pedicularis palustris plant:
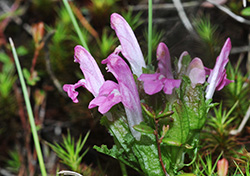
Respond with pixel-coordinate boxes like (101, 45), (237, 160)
(63, 13), (233, 176)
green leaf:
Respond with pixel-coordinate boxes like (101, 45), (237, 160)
(241, 7), (250, 16)
(22, 68), (40, 86)
(141, 103), (156, 118)
(164, 100), (190, 145)
(0, 52), (11, 64)
(180, 77), (208, 131)
(93, 144), (140, 172)
(162, 138), (182, 147)
(156, 110), (174, 119)
(17, 46), (28, 56)
(98, 115), (170, 175)
(22, 68), (30, 81)
(133, 123), (154, 134)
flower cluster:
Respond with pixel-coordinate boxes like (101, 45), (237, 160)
(63, 13), (233, 141)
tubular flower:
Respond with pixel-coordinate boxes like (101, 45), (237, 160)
(205, 38), (234, 100)
(110, 13), (146, 77)
(186, 57), (206, 88)
(63, 46), (143, 140)
(102, 53), (143, 140)
(63, 45), (105, 102)
(63, 13), (146, 140)
(139, 43), (181, 95)
(157, 42), (173, 79)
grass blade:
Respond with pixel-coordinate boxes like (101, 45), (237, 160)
(9, 38), (47, 176)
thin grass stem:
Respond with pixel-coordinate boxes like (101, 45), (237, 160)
(119, 161), (128, 176)
(148, 0), (153, 65)
(62, 0), (89, 51)
(9, 38), (47, 176)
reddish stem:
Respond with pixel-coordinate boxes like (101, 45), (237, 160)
(30, 48), (40, 75)
(154, 119), (169, 176)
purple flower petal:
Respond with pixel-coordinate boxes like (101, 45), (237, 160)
(74, 45), (105, 97)
(110, 13), (146, 77)
(63, 79), (86, 103)
(102, 53), (143, 140)
(89, 81), (122, 114)
(139, 73), (164, 95)
(162, 78), (181, 94)
(204, 67), (212, 76)
(157, 42), (173, 79)
(205, 38), (233, 100)
(139, 73), (181, 95)
(216, 71), (233, 91)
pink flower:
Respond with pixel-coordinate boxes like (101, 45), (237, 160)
(102, 53), (143, 140)
(186, 57), (206, 88)
(139, 73), (181, 95)
(157, 42), (173, 79)
(63, 45), (105, 102)
(139, 43), (181, 95)
(177, 50), (206, 88)
(110, 13), (146, 77)
(217, 158), (228, 176)
(88, 81), (121, 114)
(205, 38), (234, 100)
(63, 13), (146, 140)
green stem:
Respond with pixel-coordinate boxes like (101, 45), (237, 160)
(9, 38), (47, 176)
(62, 0), (89, 52)
(119, 161), (128, 176)
(148, 0), (153, 65)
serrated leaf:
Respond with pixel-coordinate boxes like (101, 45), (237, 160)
(99, 115), (169, 175)
(164, 100), (190, 145)
(133, 123), (154, 134)
(133, 134), (167, 176)
(93, 144), (141, 173)
(180, 77), (208, 130)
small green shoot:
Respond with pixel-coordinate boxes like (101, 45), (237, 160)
(48, 131), (90, 173)
(0, 52), (16, 98)
(194, 16), (218, 44)
(122, 9), (143, 30)
(97, 28), (117, 58)
(194, 152), (222, 176)
(6, 149), (21, 173)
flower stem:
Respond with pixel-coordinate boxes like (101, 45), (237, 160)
(154, 119), (169, 176)
(148, 0), (153, 65)
(62, 0), (89, 52)
(9, 38), (47, 176)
